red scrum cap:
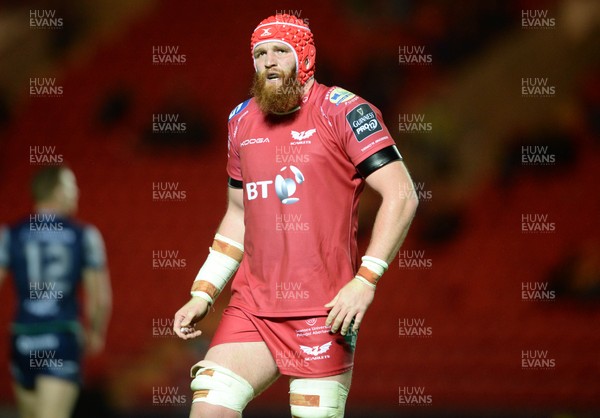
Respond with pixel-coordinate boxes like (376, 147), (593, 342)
(250, 13), (316, 85)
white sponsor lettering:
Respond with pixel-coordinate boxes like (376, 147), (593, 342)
(240, 137), (270, 147)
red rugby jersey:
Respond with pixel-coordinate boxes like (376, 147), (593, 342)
(226, 81), (400, 317)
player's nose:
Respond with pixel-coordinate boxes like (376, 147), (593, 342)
(264, 50), (277, 67)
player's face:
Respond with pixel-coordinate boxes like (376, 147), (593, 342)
(253, 41), (296, 87)
(251, 42), (303, 114)
(57, 168), (79, 215)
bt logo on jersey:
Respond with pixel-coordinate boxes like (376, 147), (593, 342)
(246, 166), (305, 204)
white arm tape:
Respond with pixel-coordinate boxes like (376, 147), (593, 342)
(214, 233), (244, 252)
(353, 275), (376, 289)
(191, 291), (214, 305)
(193, 248), (240, 291)
(361, 255), (388, 276)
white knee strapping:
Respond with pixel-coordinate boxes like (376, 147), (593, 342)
(190, 361), (254, 413)
(289, 379), (349, 418)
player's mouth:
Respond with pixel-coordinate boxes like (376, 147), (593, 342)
(266, 71), (282, 82)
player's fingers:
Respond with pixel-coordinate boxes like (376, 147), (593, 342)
(180, 317), (191, 328)
(181, 329), (202, 340)
(325, 293), (341, 326)
(181, 309), (198, 327)
(325, 303), (341, 327)
(178, 321), (201, 338)
(351, 311), (364, 333)
(174, 309), (201, 338)
(173, 315), (187, 337)
(174, 326), (188, 339)
(340, 311), (357, 336)
(173, 313), (184, 328)
(330, 308), (348, 333)
(324, 294), (339, 309)
(325, 310), (336, 328)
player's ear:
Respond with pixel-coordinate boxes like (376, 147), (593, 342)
(303, 45), (316, 70)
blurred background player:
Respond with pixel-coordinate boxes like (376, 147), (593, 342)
(0, 166), (112, 418)
(174, 13), (418, 418)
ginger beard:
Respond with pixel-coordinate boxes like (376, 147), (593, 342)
(251, 68), (304, 115)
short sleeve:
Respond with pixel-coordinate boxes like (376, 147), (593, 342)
(323, 87), (401, 178)
(226, 130), (243, 187)
(82, 226), (106, 269)
(340, 100), (399, 167)
(226, 100), (248, 187)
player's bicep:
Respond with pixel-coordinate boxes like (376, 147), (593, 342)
(218, 187), (245, 244)
(365, 160), (414, 200)
(227, 186), (244, 213)
(82, 226), (107, 270)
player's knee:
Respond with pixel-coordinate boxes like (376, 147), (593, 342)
(289, 379), (349, 418)
(189, 361), (254, 413)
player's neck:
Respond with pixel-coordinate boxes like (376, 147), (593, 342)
(301, 78), (316, 103)
(303, 78), (315, 94)
(35, 202), (68, 216)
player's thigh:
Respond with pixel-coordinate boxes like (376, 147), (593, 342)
(35, 375), (79, 418)
(204, 341), (280, 395)
(12, 383), (37, 418)
(290, 369), (353, 389)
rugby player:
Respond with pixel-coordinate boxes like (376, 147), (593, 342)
(174, 13), (418, 418)
(0, 166), (111, 418)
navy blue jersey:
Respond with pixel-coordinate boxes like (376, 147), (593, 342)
(0, 213), (106, 333)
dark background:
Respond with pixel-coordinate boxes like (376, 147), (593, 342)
(0, 0), (599, 417)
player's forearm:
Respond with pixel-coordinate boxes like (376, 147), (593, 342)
(92, 294), (111, 336)
(190, 189), (245, 305)
(87, 304), (110, 339)
(84, 270), (112, 337)
(365, 189), (418, 265)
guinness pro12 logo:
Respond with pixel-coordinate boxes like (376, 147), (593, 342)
(346, 104), (382, 142)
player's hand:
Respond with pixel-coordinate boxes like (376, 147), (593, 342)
(84, 330), (105, 356)
(324, 278), (375, 336)
(173, 297), (210, 340)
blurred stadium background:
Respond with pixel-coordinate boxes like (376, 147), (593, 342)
(0, 0), (599, 417)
